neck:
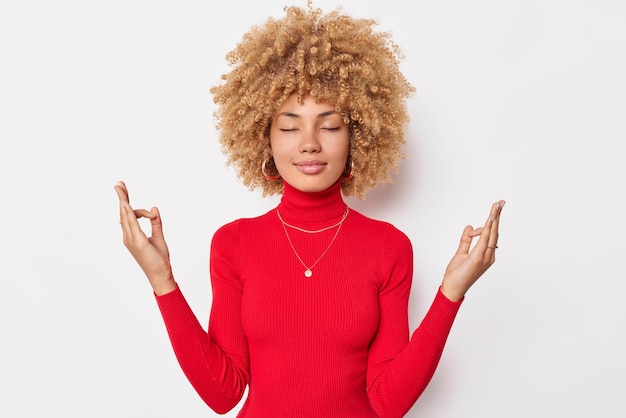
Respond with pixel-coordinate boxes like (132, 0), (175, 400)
(277, 180), (347, 228)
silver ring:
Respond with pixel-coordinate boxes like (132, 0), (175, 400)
(487, 245), (498, 249)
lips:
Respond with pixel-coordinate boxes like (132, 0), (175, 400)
(294, 160), (327, 174)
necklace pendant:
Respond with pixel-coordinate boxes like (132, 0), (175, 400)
(304, 269), (313, 278)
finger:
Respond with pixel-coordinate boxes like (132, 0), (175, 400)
(114, 181), (130, 204)
(115, 184), (134, 232)
(115, 183), (136, 231)
(455, 225), (475, 255)
(468, 227), (483, 238)
(475, 201), (500, 252)
(114, 185), (129, 206)
(121, 201), (152, 247)
(117, 186), (133, 230)
(115, 182), (153, 220)
(149, 207), (169, 256)
(487, 200), (505, 249)
(134, 208), (156, 219)
(117, 180), (129, 195)
(149, 207), (165, 239)
(119, 200), (136, 236)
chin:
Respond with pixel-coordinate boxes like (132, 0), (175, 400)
(293, 184), (329, 193)
(283, 170), (343, 193)
(288, 179), (335, 193)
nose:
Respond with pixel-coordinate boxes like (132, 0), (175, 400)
(298, 128), (321, 153)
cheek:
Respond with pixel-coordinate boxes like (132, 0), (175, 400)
(335, 138), (350, 162)
(268, 139), (294, 170)
(268, 134), (281, 158)
(269, 139), (291, 160)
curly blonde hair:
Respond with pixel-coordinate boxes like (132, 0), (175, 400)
(210, 3), (415, 198)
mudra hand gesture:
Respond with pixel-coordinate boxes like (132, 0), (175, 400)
(115, 179), (504, 301)
(114, 181), (176, 296)
(441, 200), (505, 301)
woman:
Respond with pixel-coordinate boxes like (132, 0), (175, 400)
(115, 5), (504, 417)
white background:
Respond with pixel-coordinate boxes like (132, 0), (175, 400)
(1, 0), (624, 416)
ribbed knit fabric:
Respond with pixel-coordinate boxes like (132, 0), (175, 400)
(156, 180), (463, 418)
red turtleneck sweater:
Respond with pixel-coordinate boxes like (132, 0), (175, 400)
(155, 181), (462, 418)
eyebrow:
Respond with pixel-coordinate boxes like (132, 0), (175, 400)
(276, 110), (338, 119)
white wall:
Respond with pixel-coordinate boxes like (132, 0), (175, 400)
(1, 0), (624, 416)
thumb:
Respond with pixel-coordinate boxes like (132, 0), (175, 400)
(456, 225), (474, 255)
(149, 207), (165, 240)
(149, 207), (169, 256)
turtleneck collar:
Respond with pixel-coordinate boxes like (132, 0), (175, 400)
(276, 180), (348, 227)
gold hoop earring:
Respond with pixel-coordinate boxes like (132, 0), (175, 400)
(262, 158), (281, 181)
(344, 157), (354, 180)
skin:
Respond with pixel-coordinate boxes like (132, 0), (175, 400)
(441, 200), (505, 301)
(115, 182), (176, 296)
(269, 94), (350, 194)
(114, 93), (505, 300)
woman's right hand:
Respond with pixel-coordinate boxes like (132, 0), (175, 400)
(114, 181), (177, 296)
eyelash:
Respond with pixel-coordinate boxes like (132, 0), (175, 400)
(279, 127), (340, 132)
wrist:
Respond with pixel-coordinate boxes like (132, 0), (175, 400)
(440, 282), (466, 302)
(153, 279), (177, 296)
(148, 271), (177, 296)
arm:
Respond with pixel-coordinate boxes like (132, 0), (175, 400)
(114, 181), (249, 413)
(366, 227), (461, 418)
(366, 200), (505, 417)
(155, 222), (250, 414)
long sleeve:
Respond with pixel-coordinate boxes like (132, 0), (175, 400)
(366, 225), (463, 418)
(155, 221), (249, 414)
(150, 181), (465, 417)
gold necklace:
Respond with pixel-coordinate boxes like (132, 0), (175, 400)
(276, 209), (349, 277)
(276, 207), (349, 234)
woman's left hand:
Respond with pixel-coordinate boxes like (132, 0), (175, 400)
(440, 200), (505, 302)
